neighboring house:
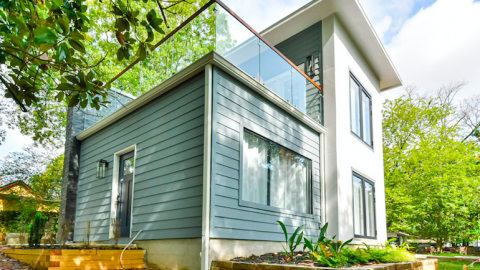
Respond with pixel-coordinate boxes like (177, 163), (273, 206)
(60, 0), (401, 269)
(0, 180), (59, 211)
(0, 180), (59, 228)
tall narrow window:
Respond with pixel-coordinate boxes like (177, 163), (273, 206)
(242, 129), (312, 214)
(353, 173), (376, 238)
(350, 74), (372, 146)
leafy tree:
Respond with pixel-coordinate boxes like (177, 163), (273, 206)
(0, 0), (210, 144)
(29, 153), (64, 200)
(0, 144), (56, 183)
(383, 85), (480, 248)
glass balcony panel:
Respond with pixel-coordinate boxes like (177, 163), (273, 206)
(215, 5), (260, 80)
(259, 40), (293, 105)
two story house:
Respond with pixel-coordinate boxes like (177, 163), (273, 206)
(58, 0), (402, 269)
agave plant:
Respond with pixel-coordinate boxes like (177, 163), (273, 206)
(277, 221), (305, 261)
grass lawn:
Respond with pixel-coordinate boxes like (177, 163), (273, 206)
(435, 253), (477, 257)
(439, 259), (480, 270)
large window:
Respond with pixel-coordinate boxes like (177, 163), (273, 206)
(242, 129), (312, 214)
(350, 74), (372, 146)
(353, 173), (376, 238)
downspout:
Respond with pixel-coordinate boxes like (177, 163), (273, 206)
(201, 64), (213, 270)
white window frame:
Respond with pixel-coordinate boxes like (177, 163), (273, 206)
(109, 144), (137, 239)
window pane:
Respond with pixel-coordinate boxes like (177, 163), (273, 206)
(243, 130), (311, 213)
(353, 175), (364, 236)
(123, 157), (135, 176)
(350, 78), (361, 136)
(242, 132), (268, 205)
(365, 181), (375, 237)
(361, 91), (372, 145)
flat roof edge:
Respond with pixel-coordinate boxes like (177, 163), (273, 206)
(77, 51), (328, 141)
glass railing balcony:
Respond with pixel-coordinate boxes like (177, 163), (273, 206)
(107, 0), (324, 125)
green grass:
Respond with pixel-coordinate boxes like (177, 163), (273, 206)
(439, 260), (480, 270)
(434, 253), (477, 257)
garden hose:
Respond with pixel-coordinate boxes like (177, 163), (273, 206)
(120, 230), (143, 269)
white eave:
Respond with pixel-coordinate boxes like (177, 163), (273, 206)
(261, 0), (402, 91)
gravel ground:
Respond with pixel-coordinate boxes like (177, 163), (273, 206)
(0, 246), (32, 270)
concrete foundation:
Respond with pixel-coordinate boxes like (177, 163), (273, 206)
(209, 239), (291, 262)
(135, 238), (202, 270)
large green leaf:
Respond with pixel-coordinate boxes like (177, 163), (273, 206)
(57, 15), (70, 34)
(68, 39), (86, 54)
(277, 221), (289, 242)
(56, 83), (73, 90)
(68, 94), (80, 107)
(52, 0), (64, 7)
(146, 9), (164, 34)
(68, 31), (84, 40)
(56, 43), (68, 61)
(34, 27), (58, 44)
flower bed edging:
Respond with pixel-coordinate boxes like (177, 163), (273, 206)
(211, 259), (438, 270)
(5, 248), (146, 270)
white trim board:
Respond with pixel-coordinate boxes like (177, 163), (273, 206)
(76, 51), (327, 141)
(109, 144), (137, 240)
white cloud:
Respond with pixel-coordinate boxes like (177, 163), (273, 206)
(375, 15), (393, 41)
(221, 0), (311, 32)
(359, 0), (415, 43)
(382, 0), (480, 100)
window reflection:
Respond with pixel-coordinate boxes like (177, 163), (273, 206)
(242, 130), (312, 214)
(123, 158), (135, 176)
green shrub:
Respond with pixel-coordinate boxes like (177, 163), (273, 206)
(28, 212), (48, 247)
(342, 248), (372, 265)
(380, 247), (416, 263)
(361, 243), (416, 263)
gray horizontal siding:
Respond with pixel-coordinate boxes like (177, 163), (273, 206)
(275, 21), (323, 124)
(210, 68), (322, 242)
(74, 73), (205, 242)
(275, 22), (322, 70)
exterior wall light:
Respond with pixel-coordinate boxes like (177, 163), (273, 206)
(97, 159), (109, 178)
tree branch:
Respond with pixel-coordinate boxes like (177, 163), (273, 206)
(156, 0), (170, 28)
(0, 74), (28, 112)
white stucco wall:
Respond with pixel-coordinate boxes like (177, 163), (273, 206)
(322, 14), (387, 244)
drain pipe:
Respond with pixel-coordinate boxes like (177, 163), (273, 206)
(120, 230), (143, 270)
(201, 64), (213, 270)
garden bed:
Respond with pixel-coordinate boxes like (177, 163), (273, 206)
(4, 248), (146, 270)
(213, 258), (439, 270)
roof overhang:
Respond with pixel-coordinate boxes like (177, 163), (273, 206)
(260, 0), (402, 91)
(76, 51), (327, 141)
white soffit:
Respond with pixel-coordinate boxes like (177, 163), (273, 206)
(261, 0), (402, 91)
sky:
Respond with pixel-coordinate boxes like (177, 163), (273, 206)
(1, 0), (480, 158)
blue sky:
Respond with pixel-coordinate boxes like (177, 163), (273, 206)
(380, 0), (437, 44)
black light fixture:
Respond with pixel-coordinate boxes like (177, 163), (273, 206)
(306, 55), (315, 77)
(97, 159), (109, 178)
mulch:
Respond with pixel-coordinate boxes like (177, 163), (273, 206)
(230, 251), (320, 267)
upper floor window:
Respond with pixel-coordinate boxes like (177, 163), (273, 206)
(242, 129), (312, 214)
(353, 172), (376, 238)
(350, 74), (372, 146)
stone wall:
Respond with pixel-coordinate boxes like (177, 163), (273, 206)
(211, 259), (438, 270)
